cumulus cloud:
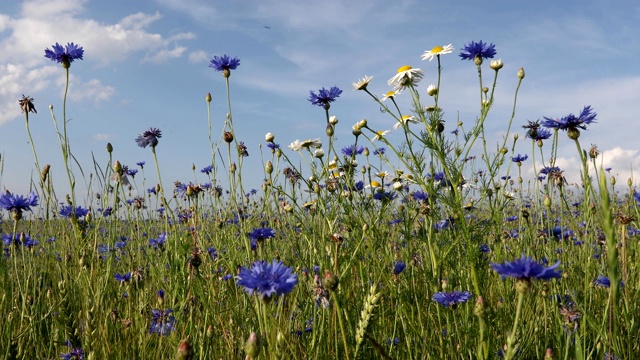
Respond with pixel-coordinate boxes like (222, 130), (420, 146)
(188, 50), (209, 63)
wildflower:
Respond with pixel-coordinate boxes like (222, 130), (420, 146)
(308, 86), (342, 109)
(288, 138), (322, 151)
(135, 127), (162, 148)
(459, 40), (496, 62)
(491, 255), (562, 281)
(373, 148), (386, 156)
(59, 205), (89, 219)
(393, 115), (419, 130)
(19, 95), (37, 114)
(542, 106), (597, 139)
(266, 142), (280, 152)
(412, 191), (428, 201)
(201, 165), (213, 174)
(373, 130), (390, 141)
(341, 144), (365, 157)
(421, 44), (454, 61)
(511, 154), (528, 163)
(60, 346), (84, 360)
(248, 227), (276, 243)
(237, 141), (249, 157)
(207, 246), (218, 260)
(236, 260), (298, 300)
(387, 65), (424, 90)
(393, 260), (406, 275)
(44, 42), (84, 68)
(149, 232), (167, 249)
(381, 90), (400, 102)
(114, 272), (131, 283)
(0, 191), (39, 220)
(490, 59), (504, 70)
(136, 161), (145, 168)
(352, 75), (373, 90)
(432, 291), (473, 308)
(593, 275), (610, 288)
(426, 84), (438, 96)
(149, 308), (176, 336)
(126, 168), (138, 178)
(209, 55), (240, 77)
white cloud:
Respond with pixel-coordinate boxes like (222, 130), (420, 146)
(93, 133), (112, 141)
(143, 46), (188, 63)
(188, 50), (209, 63)
(68, 78), (116, 103)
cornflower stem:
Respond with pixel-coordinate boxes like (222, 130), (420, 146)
(151, 146), (174, 224)
(573, 138), (593, 212)
(24, 112), (47, 217)
(61, 67), (76, 209)
(505, 290), (524, 360)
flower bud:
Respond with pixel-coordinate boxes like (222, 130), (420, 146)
(329, 115), (339, 125)
(265, 132), (274, 142)
(176, 339), (194, 360)
(543, 194), (552, 208)
(567, 128), (580, 140)
(474, 55), (483, 66)
(517, 67), (525, 79)
(113, 160), (122, 174)
(106, 143), (113, 153)
(314, 149), (324, 158)
(265, 161), (273, 174)
(326, 124), (334, 137)
(205, 92), (212, 103)
(41, 164), (51, 183)
(427, 84), (438, 96)
(352, 126), (361, 136)
(628, 178), (632, 187)
(244, 332), (261, 359)
(393, 181), (403, 191)
(610, 176), (616, 186)
(223, 131), (234, 143)
(490, 59), (503, 70)
(230, 163), (236, 173)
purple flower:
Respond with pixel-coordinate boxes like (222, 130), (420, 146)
(432, 291), (472, 308)
(149, 308), (176, 336)
(59, 205), (89, 219)
(491, 255), (562, 281)
(135, 127), (162, 148)
(411, 191), (428, 201)
(373, 191), (397, 202)
(459, 41), (496, 61)
(60, 347), (84, 360)
(136, 161), (146, 168)
(209, 55), (240, 72)
(114, 272), (131, 282)
(248, 227), (276, 242)
(149, 232), (167, 249)
(593, 275), (610, 288)
(0, 191), (39, 217)
(341, 144), (365, 157)
(393, 260), (406, 275)
(201, 165), (213, 174)
(511, 154), (528, 163)
(373, 148), (386, 156)
(44, 42), (84, 66)
(236, 260), (298, 299)
(308, 86), (342, 109)
(542, 106), (597, 131)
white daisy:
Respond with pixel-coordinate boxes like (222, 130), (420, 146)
(352, 75), (373, 90)
(421, 44), (454, 61)
(373, 130), (390, 140)
(288, 138), (322, 151)
(381, 90), (401, 102)
(393, 115), (419, 130)
(387, 65), (424, 90)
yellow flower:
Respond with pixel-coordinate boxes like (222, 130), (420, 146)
(421, 44), (454, 61)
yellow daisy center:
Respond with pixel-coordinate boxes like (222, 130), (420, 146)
(401, 115), (412, 120)
(384, 91), (396, 97)
(397, 65), (412, 73)
(431, 45), (444, 53)
(370, 181), (381, 188)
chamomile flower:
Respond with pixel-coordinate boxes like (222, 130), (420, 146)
(381, 90), (401, 102)
(373, 130), (390, 140)
(352, 75), (373, 90)
(288, 138), (322, 151)
(421, 44), (454, 61)
(393, 115), (419, 130)
(387, 65), (424, 91)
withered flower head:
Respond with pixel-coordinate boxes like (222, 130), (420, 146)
(19, 95), (37, 114)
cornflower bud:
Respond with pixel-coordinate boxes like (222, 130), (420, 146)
(265, 161), (273, 174)
(106, 142), (113, 153)
(517, 67), (525, 79)
(490, 59), (503, 70)
(205, 92), (212, 103)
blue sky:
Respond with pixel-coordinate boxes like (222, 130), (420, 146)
(1, 0), (640, 200)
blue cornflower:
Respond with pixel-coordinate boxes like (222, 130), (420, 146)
(511, 154), (528, 163)
(373, 191), (397, 202)
(114, 272), (131, 283)
(44, 42), (84, 67)
(149, 308), (176, 336)
(0, 191), (39, 219)
(236, 260), (298, 300)
(432, 291), (473, 308)
(393, 260), (406, 275)
(149, 232), (167, 249)
(542, 106), (596, 131)
(505, 215), (518, 222)
(412, 191), (428, 201)
(135, 127), (162, 148)
(201, 165), (213, 175)
(526, 128), (552, 141)
(2, 233), (39, 247)
(373, 147), (386, 156)
(60, 346), (84, 360)
(207, 246), (218, 261)
(459, 40), (496, 61)
(341, 144), (364, 157)
(248, 227), (276, 242)
(136, 161), (145, 168)
(633, 190), (640, 203)
(126, 168), (138, 178)
(491, 255), (562, 281)
(540, 166), (561, 175)
(209, 55), (240, 73)
(147, 187), (157, 195)
(266, 142), (280, 152)
(434, 219), (450, 231)
(59, 205), (89, 219)
(593, 276), (609, 288)
(308, 86), (342, 109)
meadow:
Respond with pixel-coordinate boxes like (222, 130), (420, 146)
(1, 41), (638, 359)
